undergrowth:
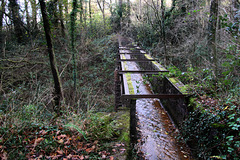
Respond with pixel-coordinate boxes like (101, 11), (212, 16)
(0, 34), (126, 159)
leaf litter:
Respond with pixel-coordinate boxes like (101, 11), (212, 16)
(0, 125), (126, 159)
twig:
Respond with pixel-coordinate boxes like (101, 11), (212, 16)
(60, 55), (72, 77)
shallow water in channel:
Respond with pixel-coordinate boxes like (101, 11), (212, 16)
(121, 50), (190, 160)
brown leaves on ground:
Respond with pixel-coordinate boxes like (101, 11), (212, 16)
(0, 126), (126, 160)
(196, 95), (239, 113)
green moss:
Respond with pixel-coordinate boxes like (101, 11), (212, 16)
(169, 77), (178, 84)
(121, 55), (135, 94)
(178, 85), (188, 94)
(169, 77), (189, 94)
(144, 54), (166, 71)
(126, 73), (135, 94)
(115, 111), (130, 143)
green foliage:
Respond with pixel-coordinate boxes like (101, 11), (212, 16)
(85, 112), (120, 141)
(220, 14), (239, 37)
(64, 123), (87, 140)
(133, 23), (159, 47)
(110, 3), (130, 31)
(180, 97), (240, 159)
(220, 44), (240, 91)
(87, 16), (113, 39)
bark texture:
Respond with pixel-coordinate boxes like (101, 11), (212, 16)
(9, 0), (24, 43)
(39, 0), (63, 110)
(208, 0), (219, 78)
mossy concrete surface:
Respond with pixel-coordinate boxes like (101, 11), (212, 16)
(112, 110), (130, 160)
(95, 110), (130, 159)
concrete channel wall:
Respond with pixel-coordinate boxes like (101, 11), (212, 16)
(131, 49), (190, 126)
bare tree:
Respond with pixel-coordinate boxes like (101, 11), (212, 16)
(39, 0), (64, 112)
(97, 0), (105, 26)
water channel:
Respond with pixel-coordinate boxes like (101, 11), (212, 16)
(120, 48), (190, 160)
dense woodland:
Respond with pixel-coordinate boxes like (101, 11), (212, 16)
(0, 0), (239, 159)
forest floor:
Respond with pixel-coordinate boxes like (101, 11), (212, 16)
(0, 111), (130, 160)
(0, 34), (133, 159)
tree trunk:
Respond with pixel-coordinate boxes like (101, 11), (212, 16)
(208, 0), (219, 78)
(109, 0), (112, 14)
(0, 0), (5, 33)
(59, 0), (65, 37)
(103, 0), (105, 26)
(48, 0), (59, 28)
(79, 0), (83, 24)
(30, 0), (37, 30)
(39, 0), (63, 111)
(97, 0), (105, 27)
(89, 0), (92, 28)
(127, 0), (131, 25)
(119, 0), (122, 30)
(64, 0), (68, 23)
(9, 0), (24, 43)
(24, 0), (30, 30)
(139, 0), (141, 16)
(84, 0), (87, 27)
(0, 0), (6, 57)
(70, 0), (77, 93)
(161, 0), (168, 65)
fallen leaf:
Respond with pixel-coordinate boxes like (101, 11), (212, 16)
(66, 154), (72, 159)
(1, 152), (7, 160)
(56, 130), (61, 135)
(91, 145), (96, 150)
(52, 155), (62, 160)
(34, 138), (44, 147)
(56, 150), (63, 155)
(58, 139), (64, 144)
(64, 138), (71, 145)
(39, 130), (48, 135)
(57, 134), (67, 139)
(93, 140), (98, 144)
(85, 148), (92, 153)
(109, 156), (114, 160)
(120, 148), (126, 153)
(115, 144), (121, 147)
(102, 154), (106, 159)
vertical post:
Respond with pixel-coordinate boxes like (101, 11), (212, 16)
(114, 68), (121, 111)
(130, 99), (137, 144)
(127, 98), (137, 159)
